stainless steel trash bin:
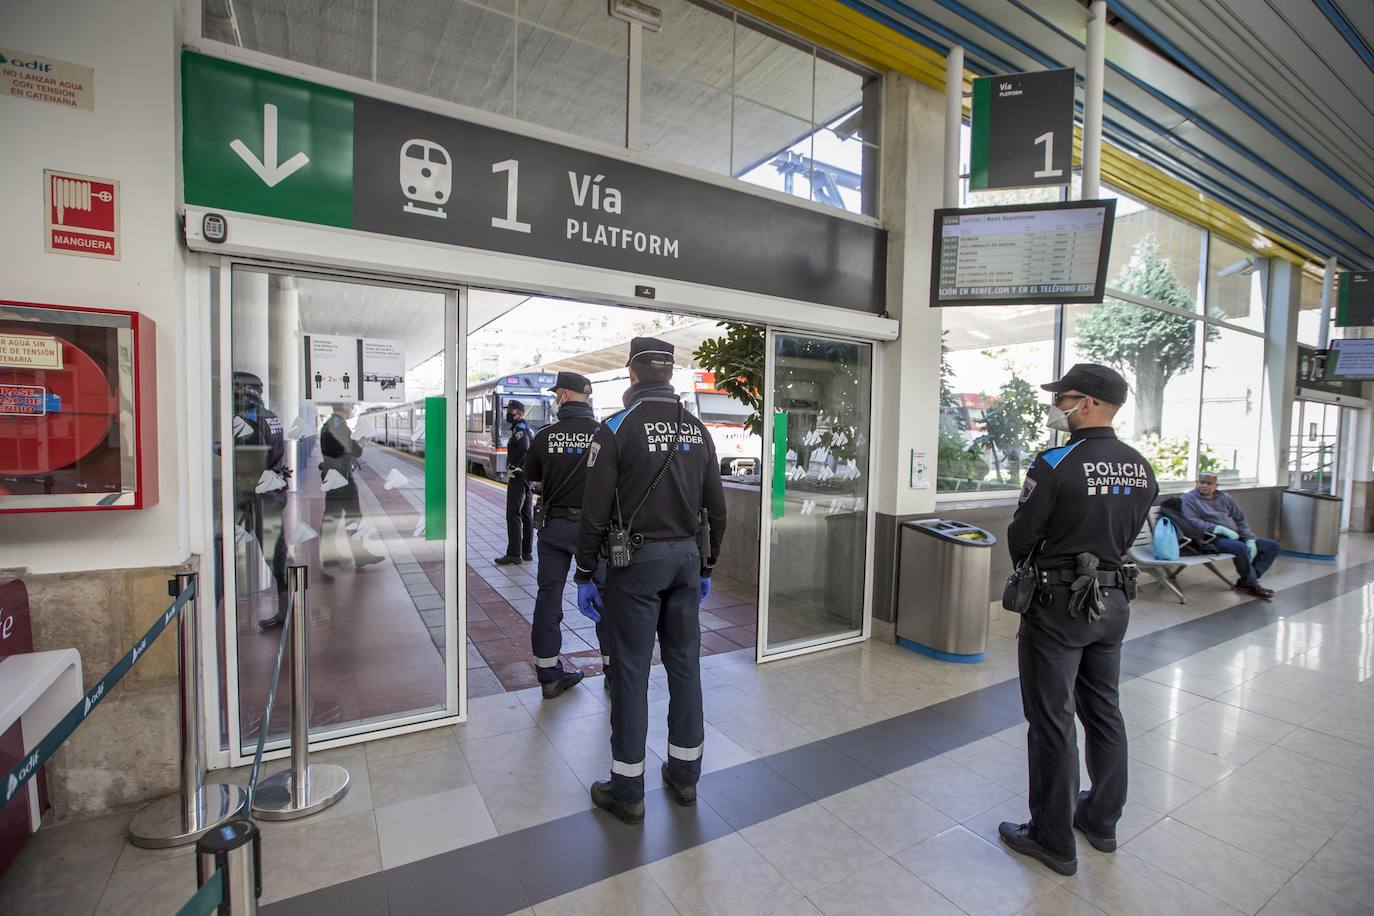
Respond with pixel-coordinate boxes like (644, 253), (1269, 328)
(896, 519), (997, 663)
(1280, 490), (1342, 559)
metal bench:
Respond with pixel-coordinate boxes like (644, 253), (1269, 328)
(1127, 512), (1235, 603)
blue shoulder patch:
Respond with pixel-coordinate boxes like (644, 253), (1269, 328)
(1040, 439), (1083, 470)
(605, 403), (638, 433)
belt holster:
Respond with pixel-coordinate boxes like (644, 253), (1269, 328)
(533, 499), (549, 530)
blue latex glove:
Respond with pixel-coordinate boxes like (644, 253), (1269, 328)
(699, 578), (711, 602)
(1213, 524), (1239, 540)
(1245, 539), (1258, 561)
(577, 582), (603, 622)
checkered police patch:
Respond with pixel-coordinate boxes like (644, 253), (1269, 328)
(587, 441), (600, 467)
(1018, 476), (1037, 504)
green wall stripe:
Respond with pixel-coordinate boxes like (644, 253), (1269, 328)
(969, 77), (992, 191)
(425, 396), (446, 541)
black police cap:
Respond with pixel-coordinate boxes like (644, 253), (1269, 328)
(505, 399), (526, 412)
(548, 371), (592, 394)
(627, 336), (674, 370)
(1041, 363), (1128, 406)
(232, 371), (263, 389)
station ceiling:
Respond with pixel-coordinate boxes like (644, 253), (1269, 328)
(790, 0), (1374, 270)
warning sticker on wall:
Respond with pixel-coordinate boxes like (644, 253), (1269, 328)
(1, 47), (94, 111)
(44, 170), (119, 260)
(0, 334), (63, 370)
(0, 384), (57, 417)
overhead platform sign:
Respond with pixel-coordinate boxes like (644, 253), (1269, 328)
(1335, 271), (1374, 327)
(970, 68), (1075, 192)
(930, 200), (1115, 306)
(180, 52), (886, 314)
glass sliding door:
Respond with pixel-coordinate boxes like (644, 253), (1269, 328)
(217, 265), (459, 759)
(758, 331), (875, 658)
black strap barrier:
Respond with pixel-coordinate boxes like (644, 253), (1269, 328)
(2, 579), (198, 806)
(245, 581), (296, 810)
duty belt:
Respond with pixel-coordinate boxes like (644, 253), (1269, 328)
(1042, 568), (1126, 588)
(547, 507), (583, 521)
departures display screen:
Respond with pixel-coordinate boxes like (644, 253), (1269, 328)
(931, 200), (1116, 306)
(1324, 338), (1374, 381)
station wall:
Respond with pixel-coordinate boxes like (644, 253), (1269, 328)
(0, 0), (189, 575)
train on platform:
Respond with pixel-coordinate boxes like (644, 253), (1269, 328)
(362, 368), (761, 481)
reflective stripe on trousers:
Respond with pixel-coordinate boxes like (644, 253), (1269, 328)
(667, 741), (704, 761)
(611, 758), (645, 778)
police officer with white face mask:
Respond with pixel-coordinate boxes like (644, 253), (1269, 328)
(999, 363), (1158, 877)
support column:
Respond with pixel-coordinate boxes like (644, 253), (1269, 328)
(1081, 0), (1106, 200)
(943, 47), (964, 208)
(1263, 260), (1302, 489)
(870, 71), (948, 639)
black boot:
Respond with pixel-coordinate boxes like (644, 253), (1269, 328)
(1073, 791), (1118, 853)
(541, 670), (584, 699)
(998, 822), (1077, 876)
(661, 762), (696, 806)
(591, 781), (644, 825)
(494, 555), (522, 565)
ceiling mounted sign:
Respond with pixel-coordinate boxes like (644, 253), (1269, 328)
(180, 52), (886, 314)
(970, 68), (1075, 192)
(1335, 271), (1374, 327)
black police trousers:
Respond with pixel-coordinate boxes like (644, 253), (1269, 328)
(532, 518), (607, 684)
(505, 475), (533, 558)
(1017, 583), (1130, 859)
(606, 538), (704, 803)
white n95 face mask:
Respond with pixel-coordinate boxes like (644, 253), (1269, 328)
(1045, 401), (1083, 432)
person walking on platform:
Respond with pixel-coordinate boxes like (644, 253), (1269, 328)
(1000, 364), (1158, 876)
(575, 337), (727, 824)
(523, 371), (610, 699)
(495, 399), (534, 565)
(319, 403), (385, 571)
(231, 372), (293, 631)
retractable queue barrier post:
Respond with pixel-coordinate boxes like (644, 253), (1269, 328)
(129, 573), (248, 848)
(194, 818), (261, 916)
(251, 565), (350, 819)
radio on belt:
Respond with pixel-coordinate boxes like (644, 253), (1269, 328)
(0, 301), (159, 513)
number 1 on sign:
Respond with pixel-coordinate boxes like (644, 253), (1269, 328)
(491, 159), (532, 233)
(1033, 131), (1063, 179)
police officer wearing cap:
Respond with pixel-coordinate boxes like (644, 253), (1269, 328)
(522, 371), (611, 699)
(576, 337), (727, 824)
(998, 363), (1158, 876)
(495, 399), (535, 565)
(230, 372), (293, 631)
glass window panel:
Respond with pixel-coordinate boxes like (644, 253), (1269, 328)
(641, 0), (733, 175)
(938, 306), (1056, 493)
(733, 20), (813, 122)
(376, 0), (516, 118)
(1297, 264), (1330, 346)
(734, 100), (812, 201)
(1103, 188), (1203, 310)
(1207, 235), (1266, 331)
(516, 12), (627, 147)
(1063, 301), (1205, 482)
(214, 0), (374, 80)
(1200, 327), (1264, 480)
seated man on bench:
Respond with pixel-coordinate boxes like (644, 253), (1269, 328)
(1182, 472), (1280, 600)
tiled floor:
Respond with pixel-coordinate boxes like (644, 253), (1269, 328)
(4, 536), (1373, 915)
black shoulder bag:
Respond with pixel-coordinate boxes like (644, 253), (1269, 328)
(604, 405), (683, 568)
(1002, 538), (1044, 615)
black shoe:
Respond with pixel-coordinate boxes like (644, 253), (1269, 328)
(494, 555), (522, 566)
(1073, 791), (1118, 853)
(258, 614), (285, 632)
(354, 552), (385, 568)
(998, 822), (1077, 876)
(591, 781), (644, 824)
(1236, 583), (1273, 601)
(541, 671), (584, 699)
(661, 762), (697, 806)
(522, 553), (534, 562)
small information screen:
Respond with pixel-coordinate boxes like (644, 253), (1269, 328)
(1325, 338), (1374, 381)
(930, 200), (1116, 306)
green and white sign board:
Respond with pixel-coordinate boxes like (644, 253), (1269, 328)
(1335, 271), (1374, 327)
(970, 67), (1075, 192)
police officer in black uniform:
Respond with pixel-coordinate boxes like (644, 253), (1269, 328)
(999, 364), (1158, 876)
(576, 338), (727, 824)
(230, 372), (293, 631)
(495, 399), (535, 565)
(523, 371), (610, 699)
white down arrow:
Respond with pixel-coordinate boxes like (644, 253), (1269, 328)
(230, 103), (310, 188)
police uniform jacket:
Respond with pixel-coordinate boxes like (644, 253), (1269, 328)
(574, 380), (727, 582)
(506, 418), (533, 475)
(233, 396), (287, 491)
(523, 400), (598, 509)
(1008, 426), (1158, 570)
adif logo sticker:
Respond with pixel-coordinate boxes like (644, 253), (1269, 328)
(83, 681), (105, 717)
(131, 638), (147, 664)
(6, 771), (19, 802)
(587, 441), (601, 467)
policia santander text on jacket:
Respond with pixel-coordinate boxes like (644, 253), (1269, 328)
(573, 337), (728, 825)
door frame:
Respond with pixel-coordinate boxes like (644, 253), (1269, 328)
(210, 256), (466, 769)
(756, 326), (879, 663)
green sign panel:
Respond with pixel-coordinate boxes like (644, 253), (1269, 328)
(181, 53), (353, 227)
(1335, 271), (1374, 327)
(969, 68), (1075, 192)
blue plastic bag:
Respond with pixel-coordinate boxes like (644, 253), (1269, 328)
(1153, 517), (1181, 562)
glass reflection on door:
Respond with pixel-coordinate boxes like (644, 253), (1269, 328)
(222, 266), (455, 753)
(760, 332), (873, 656)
